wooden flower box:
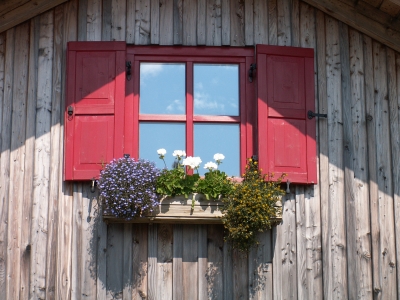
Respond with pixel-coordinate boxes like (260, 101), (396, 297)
(103, 194), (283, 224)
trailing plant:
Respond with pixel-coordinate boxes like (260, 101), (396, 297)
(98, 156), (160, 220)
(222, 158), (285, 252)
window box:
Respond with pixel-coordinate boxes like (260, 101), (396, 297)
(102, 194), (283, 224)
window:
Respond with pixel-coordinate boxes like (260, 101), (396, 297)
(65, 42), (317, 184)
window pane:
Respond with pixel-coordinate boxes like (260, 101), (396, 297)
(194, 123), (240, 176)
(139, 123), (185, 170)
(140, 63), (186, 115)
(194, 64), (239, 116)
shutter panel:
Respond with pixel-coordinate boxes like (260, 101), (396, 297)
(65, 42), (126, 180)
(257, 45), (317, 184)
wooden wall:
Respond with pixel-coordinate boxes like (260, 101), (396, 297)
(0, 0), (399, 299)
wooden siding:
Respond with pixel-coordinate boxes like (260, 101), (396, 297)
(0, 0), (399, 299)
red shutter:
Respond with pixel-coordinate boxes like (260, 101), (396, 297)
(65, 42), (126, 180)
(257, 45), (317, 184)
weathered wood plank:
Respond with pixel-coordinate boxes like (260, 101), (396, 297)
(159, 0), (173, 45)
(132, 224), (148, 300)
(277, 0), (291, 46)
(0, 28), (13, 300)
(206, 0), (222, 46)
(183, 225), (198, 299)
(198, 225), (207, 300)
(87, 0), (102, 41)
(244, 0), (253, 45)
(147, 224), (158, 299)
(291, 0), (300, 47)
(6, 22), (29, 300)
(223, 241), (233, 300)
(173, 0), (183, 44)
(230, 0), (244, 46)
(102, 0), (112, 41)
(348, 27), (373, 299)
(172, 224), (183, 300)
(221, 0), (229, 45)
(123, 223), (133, 300)
(207, 225), (223, 299)
(197, 0), (206, 45)
(295, 187), (307, 300)
(78, 0), (88, 41)
(253, 0), (267, 44)
(157, 224), (173, 299)
(136, 0), (151, 45)
(183, 0), (197, 45)
(232, 248), (248, 299)
(71, 184), (83, 300)
(111, 0), (126, 41)
(106, 224), (124, 299)
(96, 198), (107, 300)
(45, 5), (64, 298)
(150, 0), (160, 44)
(0, 0), (67, 34)
(30, 11), (54, 299)
(126, 0), (135, 43)
(268, 0), (277, 45)
(372, 41), (397, 299)
(325, 15), (348, 299)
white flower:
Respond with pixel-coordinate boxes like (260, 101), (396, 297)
(172, 150), (186, 158)
(213, 153), (225, 164)
(157, 148), (167, 157)
(204, 161), (218, 171)
(183, 156), (202, 170)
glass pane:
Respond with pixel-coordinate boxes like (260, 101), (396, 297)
(194, 64), (239, 116)
(140, 63), (186, 115)
(194, 123), (240, 176)
(139, 123), (186, 170)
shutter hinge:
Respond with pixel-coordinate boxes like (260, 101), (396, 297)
(248, 63), (256, 83)
(126, 61), (132, 81)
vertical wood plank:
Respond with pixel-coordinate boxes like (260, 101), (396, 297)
(223, 241), (233, 300)
(30, 11), (54, 300)
(21, 17), (39, 300)
(348, 28), (373, 299)
(45, 6), (64, 298)
(173, 224), (183, 300)
(207, 225), (223, 299)
(277, 0), (290, 46)
(147, 224), (158, 299)
(0, 28), (13, 300)
(87, 0), (102, 41)
(96, 199), (107, 300)
(268, 0), (277, 45)
(372, 41), (397, 299)
(230, 0), (244, 46)
(363, 35), (381, 298)
(295, 186), (307, 300)
(183, 225), (198, 299)
(111, 0), (126, 41)
(159, 0), (173, 45)
(126, 0), (136, 43)
(56, 2), (77, 298)
(221, 0), (230, 45)
(198, 225), (207, 300)
(150, 0), (160, 44)
(291, 0), (300, 47)
(206, 0), (222, 46)
(253, 0), (268, 44)
(135, 0), (151, 45)
(197, 0), (206, 45)
(244, 0), (253, 45)
(325, 16), (348, 299)
(183, 0), (197, 45)
(106, 224), (124, 299)
(232, 248), (248, 299)
(6, 22), (29, 300)
(173, 0), (183, 44)
(78, 0), (88, 41)
(392, 50), (400, 300)
(157, 224), (173, 300)
(132, 224), (148, 300)
(102, 0), (112, 41)
(123, 224), (133, 300)
(71, 184), (83, 300)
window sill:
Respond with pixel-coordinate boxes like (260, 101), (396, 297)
(103, 195), (283, 225)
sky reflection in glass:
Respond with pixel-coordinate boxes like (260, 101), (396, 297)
(140, 63), (186, 115)
(194, 64), (239, 116)
(194, 123), (240, 176)
(139, 123), (185, 170)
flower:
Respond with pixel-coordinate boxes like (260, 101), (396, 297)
(214, 153), (225, 164)
(157, 148), (167, 157)
(182, 156), (202, 170)
(172, 150), (186, 158)
(204, 161), (218, 171)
